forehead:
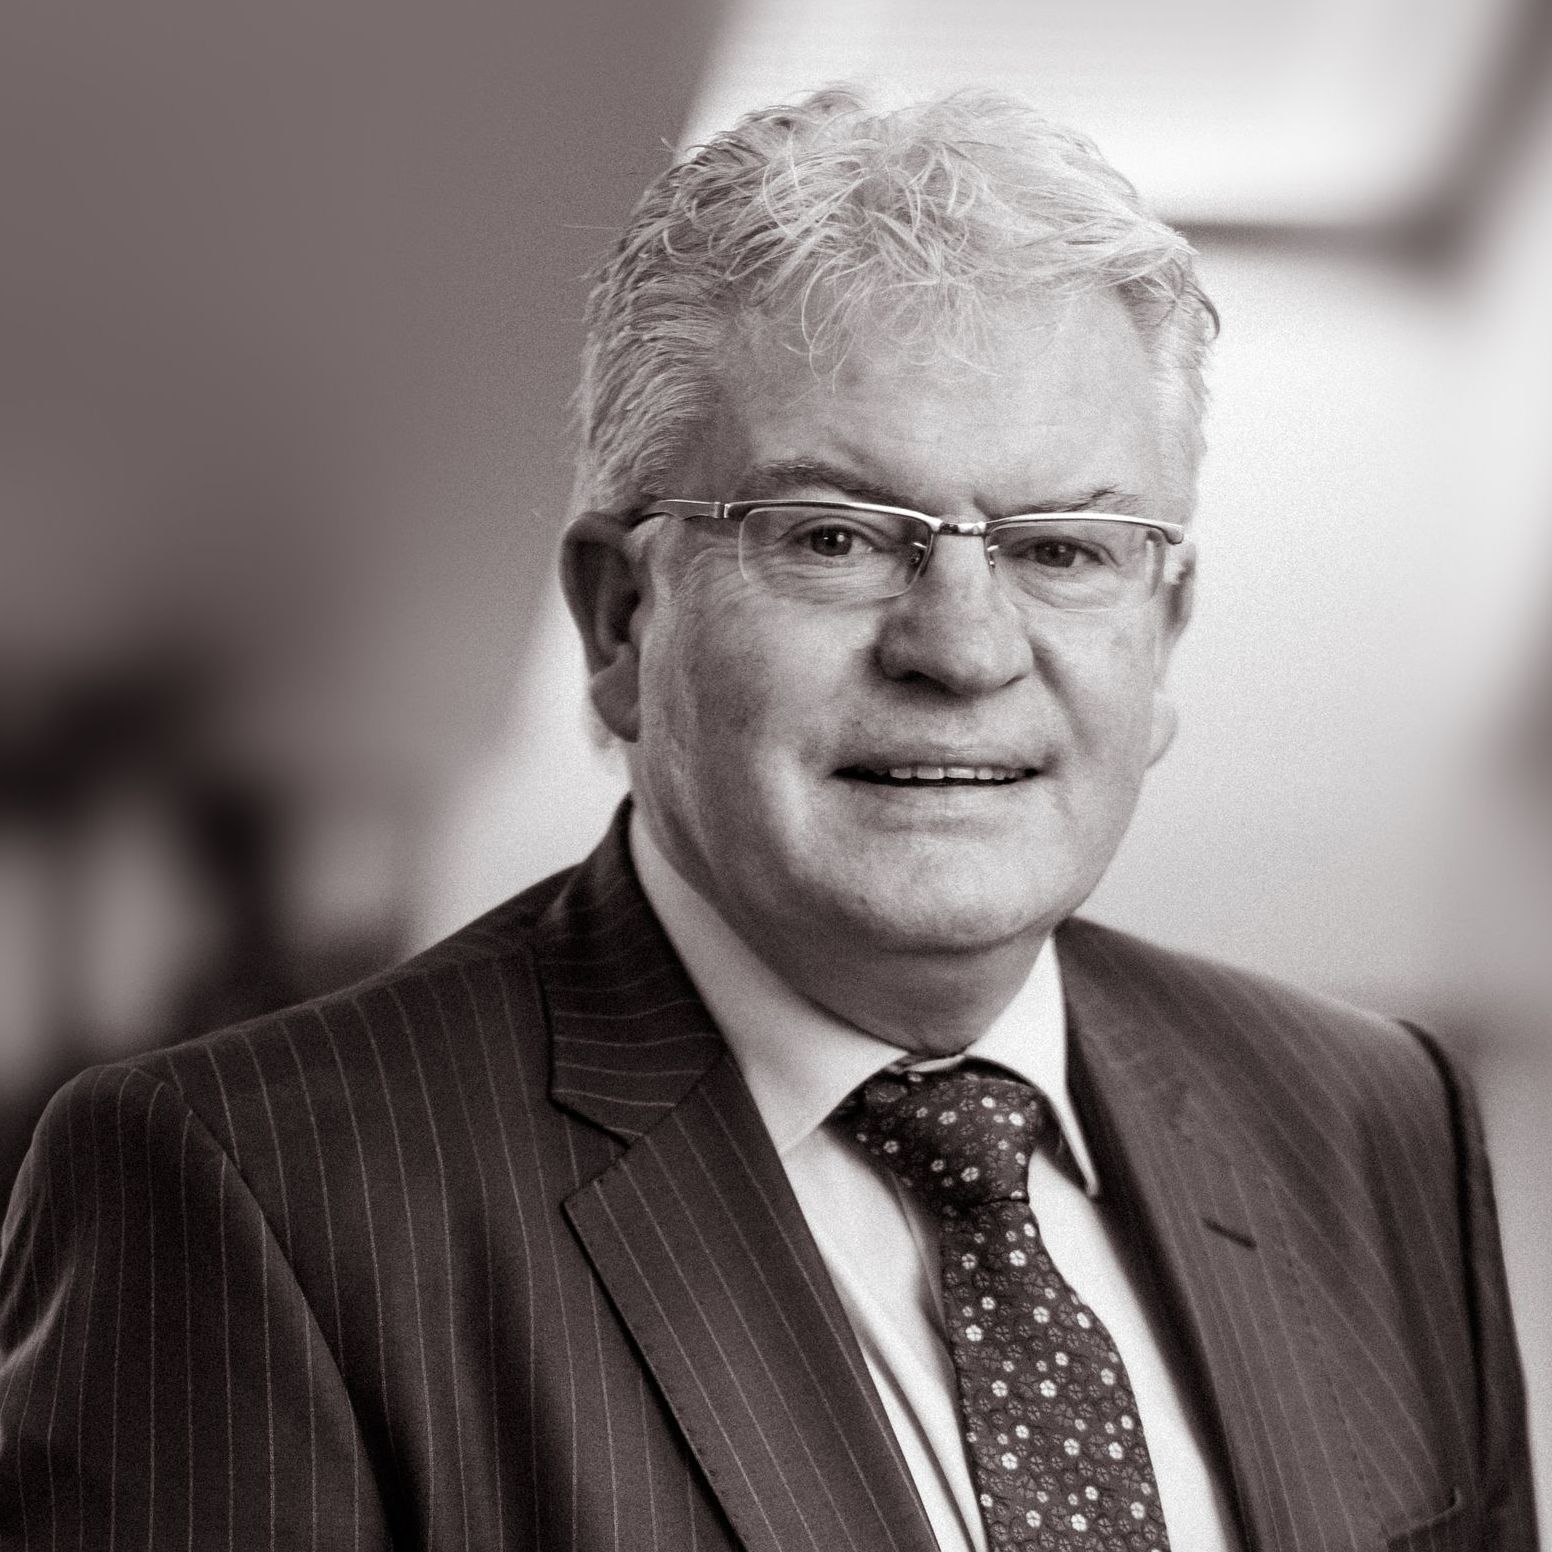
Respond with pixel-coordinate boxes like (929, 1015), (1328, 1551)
(670, 292), (1166, 516)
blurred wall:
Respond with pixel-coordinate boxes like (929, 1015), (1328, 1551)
(2, 0), (720, 1181)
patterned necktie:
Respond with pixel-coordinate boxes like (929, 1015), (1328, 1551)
(847, 1065), (1171, 1552)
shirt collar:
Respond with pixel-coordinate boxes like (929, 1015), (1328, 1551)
(628, 810), (1100, 1196)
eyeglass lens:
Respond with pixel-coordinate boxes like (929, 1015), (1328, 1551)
(737, 505), (1165, 611)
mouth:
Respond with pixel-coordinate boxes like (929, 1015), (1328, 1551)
(837, 763), (1036, 787)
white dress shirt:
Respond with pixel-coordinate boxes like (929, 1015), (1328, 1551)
(630, 814), (1236, 1552)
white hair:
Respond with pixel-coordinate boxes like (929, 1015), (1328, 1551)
(575, 86), (1218, 522)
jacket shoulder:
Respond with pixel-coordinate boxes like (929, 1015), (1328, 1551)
(1058, 914), (1458, 1128)
(33, 862), (583, 1204)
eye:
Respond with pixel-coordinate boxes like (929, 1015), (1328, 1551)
(805, 524), (861, 558)
(746, 504), (915, 573)
(784, 516), (901, 559)
(1029, 539), (1085, 570)
(1002, 536), (1108, 570)
(994, 521), (1128, 572)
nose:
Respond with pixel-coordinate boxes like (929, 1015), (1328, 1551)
(874, 531), (1034, 695)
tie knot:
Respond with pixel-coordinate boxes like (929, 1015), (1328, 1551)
(846, 1067), (1048, 1211)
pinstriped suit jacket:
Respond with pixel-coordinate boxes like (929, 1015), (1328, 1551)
(0, 807), (1534, 1551)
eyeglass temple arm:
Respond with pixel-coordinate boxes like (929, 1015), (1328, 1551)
(633, 499), (725, 525)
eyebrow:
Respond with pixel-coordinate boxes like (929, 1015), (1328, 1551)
(732, 459), (908, 508)
(731, 458), (1144, 517)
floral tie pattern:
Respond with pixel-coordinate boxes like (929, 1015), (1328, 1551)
(847, 1066), (1171, 1552)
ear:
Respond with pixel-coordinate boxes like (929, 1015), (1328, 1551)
(560, 510), (649, 743)
(1147, 548), (1195, 767)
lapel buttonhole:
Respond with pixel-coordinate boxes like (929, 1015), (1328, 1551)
(1201, 1214), (1257, 1250)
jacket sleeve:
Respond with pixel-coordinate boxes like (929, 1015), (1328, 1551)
(0, 1062), (391, 1551)
(1413, 1026), (1540, 1550)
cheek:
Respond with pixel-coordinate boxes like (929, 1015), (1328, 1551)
(643, 593), (777, 782)
(660, 584), (860, 757)
(1051, 618), (1167, 762)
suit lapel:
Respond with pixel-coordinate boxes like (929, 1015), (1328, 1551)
(1059, 921), (1382, 1552)
(535, 811), (938, 1552)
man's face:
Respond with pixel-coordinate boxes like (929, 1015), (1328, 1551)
(592, 292), (1186, 971)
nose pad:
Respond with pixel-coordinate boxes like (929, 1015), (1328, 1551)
(906, 530), (1006, 603)
(878, 531), (1033, 693)
(906, 528), (999, 593)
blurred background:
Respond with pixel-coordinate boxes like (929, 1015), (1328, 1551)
(4, 0), (1549, 1530)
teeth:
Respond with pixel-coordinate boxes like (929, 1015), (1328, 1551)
(872, 764), (1024, 782)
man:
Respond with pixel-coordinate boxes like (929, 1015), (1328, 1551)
(0, 88), (1534, 1551)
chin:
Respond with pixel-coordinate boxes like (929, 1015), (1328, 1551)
(818, 869), (1075, 958)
